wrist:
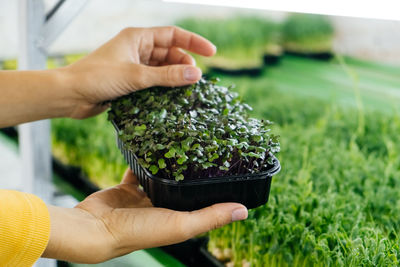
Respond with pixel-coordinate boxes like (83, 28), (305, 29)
(57, 64), (111, 119)
(43, 205), (113, 263)
(48, 67), (82, 118)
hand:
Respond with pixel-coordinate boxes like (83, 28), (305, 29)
(42, 169), (248, 263)
(62, 26), (216, 119)
(0, 26), (212, 126)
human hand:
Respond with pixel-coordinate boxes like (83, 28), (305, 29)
(42, 169), (247, 263)
(62, 26), (216, 119)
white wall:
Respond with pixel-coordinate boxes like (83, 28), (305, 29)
(333, 17), (400, 64)
(0, 0), (18, 58)
(0, 0), (399, 64)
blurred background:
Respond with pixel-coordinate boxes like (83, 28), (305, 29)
(1, 0), (400, 266)
(2, 0), (400, 63)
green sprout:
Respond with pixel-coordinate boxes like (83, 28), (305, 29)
(109, 78), (280, 181)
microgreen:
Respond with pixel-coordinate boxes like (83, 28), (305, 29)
(282, 14), (334, 53)
(283, 14), (333, 43)
(109, 78), (280, 181)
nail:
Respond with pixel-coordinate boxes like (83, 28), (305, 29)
(184, 66), (200, 81)
(231, 207), (248, 222)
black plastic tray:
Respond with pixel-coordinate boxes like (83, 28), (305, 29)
(263, 53), (282, 66)
(208, 66), (263, 77)
(284, 50), (333, 61)
(161, 237), (224, 267)
(112, 121), (281, 211)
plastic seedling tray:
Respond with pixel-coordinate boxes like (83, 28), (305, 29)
(112, 121), (281, 211)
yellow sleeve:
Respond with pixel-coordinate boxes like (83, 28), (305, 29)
(0, 190), (50, 267)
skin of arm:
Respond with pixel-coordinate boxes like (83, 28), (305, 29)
(0, 26), (248, 263)
(0, 70), (73, 127)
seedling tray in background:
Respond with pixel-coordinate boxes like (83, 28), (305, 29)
(112, 121), (281, 211)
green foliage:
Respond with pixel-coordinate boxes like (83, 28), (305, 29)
(283, 14), (334, 53)
(1, 54), (87, 71)
(2, 59), (17, 70)
(176, 16), (281, 68)
(51, 113), (127, 188)
(177, 16), (281, 53)
(283, 14), (334, 42)
(207, 72), (400, 266)
(64, 53), (86, 65)
(175, 14), (334, 68)
(109, 78), (279, 181)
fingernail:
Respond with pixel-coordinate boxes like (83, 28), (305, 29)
(231, 208), (248, 222)
(184, 66), (200, 81)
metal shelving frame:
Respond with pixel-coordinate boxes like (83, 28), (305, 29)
(17, 1), (88, 266)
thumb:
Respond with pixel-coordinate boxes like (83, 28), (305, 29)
(138, 64), (202, 88)
(152, 203), (248, 246)
(181, 203), (248, 237)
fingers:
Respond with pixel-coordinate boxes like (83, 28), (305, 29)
(69, 103), (110, 120)
(150, 26), (216, 57)
(150, 47), (195, 66)
(121, 168), (139, 185)
(136, 64), (202, 88)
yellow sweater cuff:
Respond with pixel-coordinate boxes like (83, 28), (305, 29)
(0, 190), (51, 267)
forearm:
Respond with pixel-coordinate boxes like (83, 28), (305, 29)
(0, 69), (75, 127)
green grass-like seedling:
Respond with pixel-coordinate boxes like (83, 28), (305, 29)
(283, 14), (334, 53)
